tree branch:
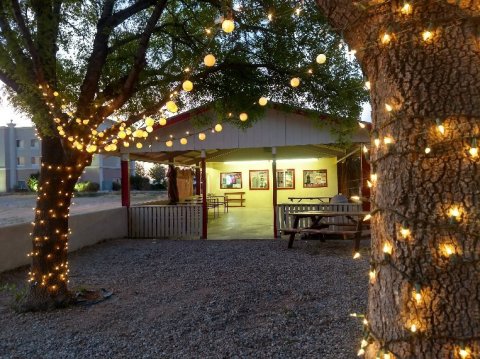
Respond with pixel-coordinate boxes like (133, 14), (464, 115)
(0, 68), (21, 92)
(95, 0), (168, 123)
(10, 0), (45, 83)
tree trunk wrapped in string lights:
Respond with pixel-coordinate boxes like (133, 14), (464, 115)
(316, 1), (480, 357)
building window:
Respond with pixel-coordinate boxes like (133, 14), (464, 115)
(31, 157), (37, 165)
(16, 139), (24, 148)
(17, 180), (27, 190)
(31, 139), (38, 148)
(17, 157), (25, 166)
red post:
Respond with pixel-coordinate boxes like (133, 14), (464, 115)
(121, 155), (130, 207)
(272, 147), (278, 239)
(201, 152), (207, 239)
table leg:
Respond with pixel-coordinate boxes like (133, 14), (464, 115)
(288, 216), (300, 248)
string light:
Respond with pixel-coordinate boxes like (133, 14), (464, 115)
(290, 77), (300, 87)
(204, 54), (216, 67)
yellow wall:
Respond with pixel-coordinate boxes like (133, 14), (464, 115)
(206, 158), (339, 208)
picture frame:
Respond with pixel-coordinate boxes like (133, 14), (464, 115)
(303, 169), (327, 188)
(276, 169), (295, 190)
(249, 170), (269, 190)
(220, 172), (242, 189)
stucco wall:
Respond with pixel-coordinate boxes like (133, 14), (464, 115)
(0, 207), (127, 273)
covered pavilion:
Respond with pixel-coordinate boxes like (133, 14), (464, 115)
(117, 104), (370, 239)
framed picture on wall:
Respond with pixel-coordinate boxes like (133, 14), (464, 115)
(303, 169), (327, 188)
(249, 170), (269, 190)
(276, 169), (295, 189)
(220, 172), (242, 189)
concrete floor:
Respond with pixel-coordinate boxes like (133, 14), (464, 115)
(207, 206), (275, 239)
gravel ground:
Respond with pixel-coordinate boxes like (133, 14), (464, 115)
(0, 191), (164, 227)
(0, 239), (369, 359)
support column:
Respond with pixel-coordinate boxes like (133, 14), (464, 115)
(195, 162), (201, 196)
(360, 145), (371, 211)
(272, 147), (278, 239)
(121, 153), (130, 207)
(7, 121), (16, 191)
(201, 151), (207, 239)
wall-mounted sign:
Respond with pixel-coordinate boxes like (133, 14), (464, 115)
(303, 169), (327, 188)
(276, 169), (295, 189)
(220, 172), (242, 189)
(249, 170), (269, 190)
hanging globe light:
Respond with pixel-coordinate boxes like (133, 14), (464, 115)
(182, 80), (193, 92)
(136, 142), (143, 149)
(214, 124), (223, 132)
(166, 101), (178, 113)
(316, 54), (327, 64)
(166, 140), (173, 147)
(198, 132), (206, 141)
(204, 54), (216, 67)
(239, 113), (248, 122)
(222, 19), (235, 33)
(145, 117), (155, 126)
(180, 137), (188, 145)
(258, 97), (268, 106)
(159, 118), (167, 126)
(290, 77), (300, 87)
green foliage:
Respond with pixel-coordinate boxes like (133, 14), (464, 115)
(112, 181), (121, 191)
(130, 175), (150, 190)
(74, 181), (100, 192)
(27, 172), (40, 192)
(0, 0), (367, 141)
(148, 164), (167, 190)
(0, 283), (28, 306)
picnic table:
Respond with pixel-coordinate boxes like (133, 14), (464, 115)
(282, 210), (369, 252)
(288, 197), (331, 203)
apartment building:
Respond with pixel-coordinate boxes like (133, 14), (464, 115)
(0, 121), (123, 192)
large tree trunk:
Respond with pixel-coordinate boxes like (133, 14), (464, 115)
(22, 136), (87, 311)
(316, 1), (480, 358)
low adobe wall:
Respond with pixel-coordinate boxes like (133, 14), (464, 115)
(0, 207), (128, 273)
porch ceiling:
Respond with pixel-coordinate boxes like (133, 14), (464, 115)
(128, 144), (346, 166)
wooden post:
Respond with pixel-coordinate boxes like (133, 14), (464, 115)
(272, 147), (278, 239)
(195, 162), (201, 195)
(360, 144), (371, 211)
(201, 151), (207, 239)
(121, 153), (130, 207)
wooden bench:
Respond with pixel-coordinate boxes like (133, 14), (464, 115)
(282, 227), (363, 250)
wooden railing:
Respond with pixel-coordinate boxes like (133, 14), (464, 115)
(128, 204), (202, 239)
(276, 202), (363, 234)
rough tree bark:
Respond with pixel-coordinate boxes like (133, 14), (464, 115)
(22, 135), (90, 311)
(316, 1), (480, 358)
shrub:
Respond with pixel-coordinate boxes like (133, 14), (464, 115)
(86, 182), (100, 192)
(74, 181), (100, 192)
(112, 181), (121, 191)
(27, 172), (40, 192)
(130, 175), (150, 190)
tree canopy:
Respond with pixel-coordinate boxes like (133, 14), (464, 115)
(0, 0), (367, 147)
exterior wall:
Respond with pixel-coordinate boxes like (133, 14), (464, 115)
(125, 108), (370, 155)
(206, 157), (339, 208)
(0, 207), (128, 272)
(0, 124), (122, 192)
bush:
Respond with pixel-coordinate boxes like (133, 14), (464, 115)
(74, 181), (100, 192)
(112, 181), (121, 191)
(130, 175), (150, 190)
(27, 172), (40, 192)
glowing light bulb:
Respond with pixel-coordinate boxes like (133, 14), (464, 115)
(221, 19), (235, 33)
(204, 54), (216, 67)
(290, 77), (300, 87)
(363, 214), (371, 221)
(357, 348), (365, 356)
(363, 145), (368, 153)
(182, 80), (193, 92)
(198, 132), (206, 141)
(381, 33), (392, 44)
(449, 207), (461, 220)
(214, 124), (223, 132)
(267, 13), (273, 21)
(385, 103), (393, 112)
(165, 140), (173, 147)
(400, 226), (410, 239)
(369, 269), (376, 283)
(410, 324), (417, 333)
(364, 81), (371, 90)
(353, 252), (361, 259)
(422, 30), (433, 42)
(166, 101), (178, 113)
(159, 118), (167, 126)
(316, 54), (327, 64)
(258, 97), (268, 106)
(180, 137), (188, 145)
(425, 147), (431, 154)
(370, 173), (377, 182)
(239, 113), (248, 122)
(469, 138), (478, 157)
(359, 122), (366, 128)
(401, 2), (412, 15)
(459, 348), (470, 358)
(383, 242), (393, 255)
